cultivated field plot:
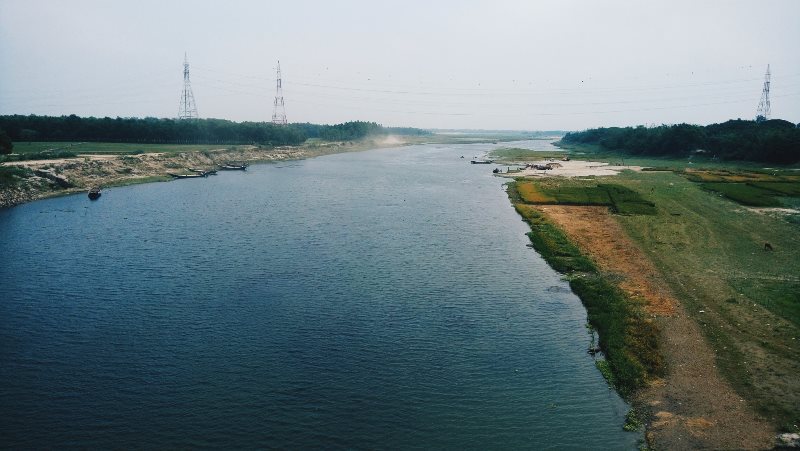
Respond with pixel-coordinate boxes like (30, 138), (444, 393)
(515, 179), (657, 215)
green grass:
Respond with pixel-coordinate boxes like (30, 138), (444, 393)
(700, 182), (783, 207)
(731, 278), (800, 329)
(749, 181), (800, 196)
(0, 150), (77, 162)
(0, 166), (33, 188)
(569, 273), (662, 396)
(603, 170), (800, 430)
(600, 184), (658, 215)
(549, 186), (611, 205)
(514, 169), (800, 429)
(515, 179), (657, 215)
(512, 203), (596, 273)
(508, 181), (660, 397)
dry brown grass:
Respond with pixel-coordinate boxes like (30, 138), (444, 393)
(536, 205), (675, 316)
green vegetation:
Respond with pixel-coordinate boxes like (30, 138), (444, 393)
(560, 118), (800, 164)
(700, 182), (783, 207)
(595, 359), (615, 387)
(570, 273), (661, 395)
(624, 409), (644, 432)
(508, 182), (660, 396)
(0, 166), (32, 188)
(0, 115), (430, 148)
(1, 150), (78, 162)
(751, 182), (800, 196)
(511, 203), (596, 273)
(600, 170), (800, 430)
(677, 169), (800, 209)
(8, 141), (240, 156)
(0, 127), (12, 154)
(515, 180), (656, 215)
(513, 167), (800, 428)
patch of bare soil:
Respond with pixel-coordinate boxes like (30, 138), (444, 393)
(536, 205), (775, 450)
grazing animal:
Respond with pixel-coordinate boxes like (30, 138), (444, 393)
(764, 242), (774, 251)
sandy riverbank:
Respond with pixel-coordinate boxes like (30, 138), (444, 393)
(0, 138), (405, 209)
(497, 159), (644, 178)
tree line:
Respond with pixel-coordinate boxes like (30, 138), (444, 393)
(0, 115), (430, 153)
(560, 119), (800, 164)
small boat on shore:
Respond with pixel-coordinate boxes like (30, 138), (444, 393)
(88, 186), (101, 200)
(471, 160), (493, 164)
(189, 168), (218, 176)
(219, 163), (248, 170)
(169, 173), (205, 179)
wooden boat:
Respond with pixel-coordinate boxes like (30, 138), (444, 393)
(88, 186), (101, 200)
(470, 160), (493, 164)
(169, 173), (205, 179)
(189, 168), (218, 176)
(218, 163), (248, 170)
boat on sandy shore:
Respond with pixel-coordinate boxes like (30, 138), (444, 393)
(470, 160), (493, 164)
(88, 186), (101, 200)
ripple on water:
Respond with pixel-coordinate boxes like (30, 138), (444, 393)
(0, 141), (637, 449)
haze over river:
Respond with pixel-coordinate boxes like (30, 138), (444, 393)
(0, 141), (638, 448)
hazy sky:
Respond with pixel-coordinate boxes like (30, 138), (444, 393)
(1, 0), (798, 130)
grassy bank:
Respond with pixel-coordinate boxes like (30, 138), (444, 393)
(508, 182), (661, 396)
(509, 165), (800, 432)
(606, 170), (800, 430)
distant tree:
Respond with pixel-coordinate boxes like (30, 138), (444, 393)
(0, 115), (429, 147)
(0, 127), (12, 154)
(19, 128), (38, 143)
(560, 118), (800, 164)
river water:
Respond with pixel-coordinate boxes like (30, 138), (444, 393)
(0, 140), (637, 449)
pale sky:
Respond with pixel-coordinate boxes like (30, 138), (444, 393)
(1, 0), (798, 130)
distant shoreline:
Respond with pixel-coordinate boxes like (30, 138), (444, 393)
(0, 137), (417, 209)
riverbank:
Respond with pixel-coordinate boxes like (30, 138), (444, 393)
(503, 164), (798, 449)
(0, 136), (414, 209)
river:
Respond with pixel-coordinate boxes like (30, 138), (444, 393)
(0, 140), (638, 449)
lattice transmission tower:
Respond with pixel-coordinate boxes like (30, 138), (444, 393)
(272, 60), (287, 125)
(178, 53), (199, 120)
(756, 64), (770, 122)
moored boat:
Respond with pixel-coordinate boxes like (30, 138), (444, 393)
(169, 173), (205, 179)
(218, 163), (248, 170)
(88, 186), (101, 200)
(189, 168), (218, 176)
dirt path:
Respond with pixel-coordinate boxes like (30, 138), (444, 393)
(537, 205), (775, 449)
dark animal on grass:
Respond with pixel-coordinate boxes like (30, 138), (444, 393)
(764, 242), (773, 251)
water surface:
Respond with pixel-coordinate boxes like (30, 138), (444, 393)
(0, 141), (637, 449)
